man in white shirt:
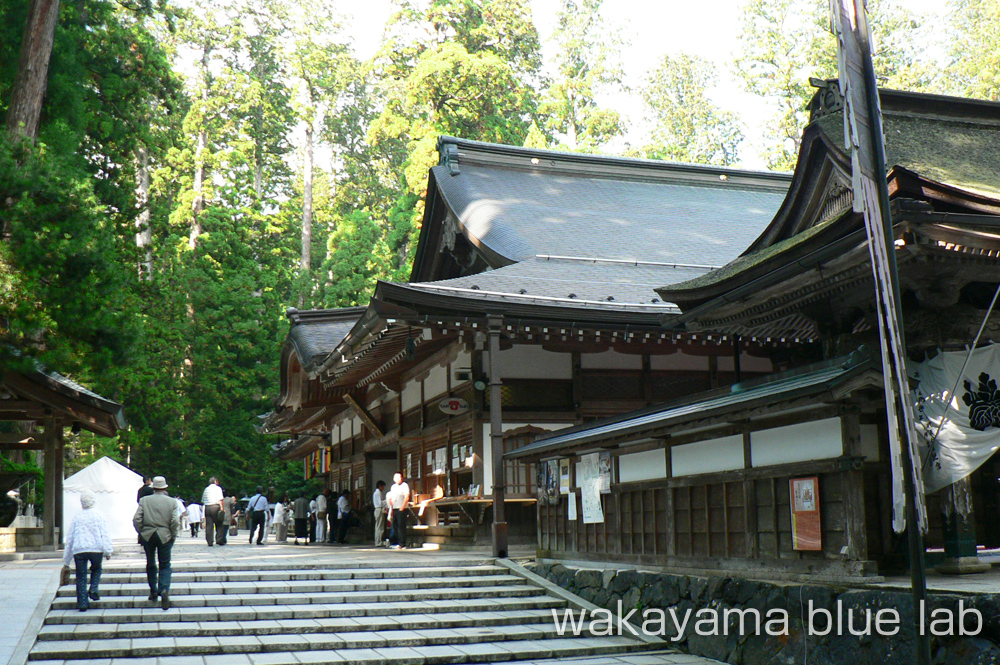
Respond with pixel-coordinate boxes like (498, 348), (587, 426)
(372, 480), (387, 547)
(387, 472), (410, 549)
(308, 496), (318, 543)
(201, 478), (224, 547)
(315, 491), (327, 542)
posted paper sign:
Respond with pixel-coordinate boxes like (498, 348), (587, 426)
(559, 459), (571, 494)
(577, 452), (604, 524)
(568, 491), (578, 521)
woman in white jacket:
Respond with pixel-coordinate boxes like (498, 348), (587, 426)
(63, 492), (114, 611)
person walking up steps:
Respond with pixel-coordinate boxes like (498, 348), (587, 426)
(186, 500), (202, 537)
(247, 486), (268, 545)
(133, 476), (181, 610)
(201, 477), (224, 547)
(63, 491), (114, 612)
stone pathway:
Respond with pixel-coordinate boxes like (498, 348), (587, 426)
(20, 537), (721, 665)
(0, 556), (62, 665)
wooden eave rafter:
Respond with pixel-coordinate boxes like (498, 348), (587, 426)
(2, 373), (120, 437)
(685, 216), (1000, 339)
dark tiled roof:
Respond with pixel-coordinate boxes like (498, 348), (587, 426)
(286, 307), (366, 373)
(506, 349), (875, 460)
(429, 137), (790, 268)
(408, 255), (712, 310)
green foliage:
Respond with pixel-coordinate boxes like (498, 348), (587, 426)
(538, 0), (625, 152)
(947, 0), (1000, 100)
(736, 0), (933, 170)
(637, 54), (744, 166)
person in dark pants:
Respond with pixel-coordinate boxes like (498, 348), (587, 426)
(64, 492), (114, 611)
(336, 490), (360, 544)
(246, 486), (268, 545)
(136, 477), (153, 544)
(134, 476), (181, 610)
(292, 491), (310, 545)
(387, 472), (410, 549)
(201, 477), (224, 547)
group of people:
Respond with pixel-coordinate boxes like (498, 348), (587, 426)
(61, 470), (415, 612)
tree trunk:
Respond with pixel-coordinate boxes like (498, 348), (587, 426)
(190, 45), (210, 250)
(189, 124), (206, 249)
(135, 144), (153, 279)
(301, 121), (313, 275)
(5, 0), (61, 140)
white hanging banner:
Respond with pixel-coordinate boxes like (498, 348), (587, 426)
(911, 345), (1000, 493)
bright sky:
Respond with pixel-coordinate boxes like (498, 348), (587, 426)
(346, 0), (946, 170)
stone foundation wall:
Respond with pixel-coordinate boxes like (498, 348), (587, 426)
(0, 527), (47, 553)
(526, 561), (1000, 665)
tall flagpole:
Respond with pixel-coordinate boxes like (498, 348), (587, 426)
(829, 1), (930, 662)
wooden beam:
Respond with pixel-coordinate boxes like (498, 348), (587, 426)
(343, 394), (384, 438)
(0, 441), (44, 450)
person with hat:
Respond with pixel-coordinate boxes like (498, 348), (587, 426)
(63, 491), (114, 611)
(133, 476), (181, 610)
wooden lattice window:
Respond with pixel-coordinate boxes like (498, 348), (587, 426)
(502, 426), (546, 497)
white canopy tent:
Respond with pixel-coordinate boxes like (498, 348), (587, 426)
(63, 456), (143, 541)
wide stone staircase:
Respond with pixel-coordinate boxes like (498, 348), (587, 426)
(26, 554), (688, 665)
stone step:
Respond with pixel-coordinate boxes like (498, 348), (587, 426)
(48, 583), (541, 610)
(70, 564), (506, 585)
(36, 608), (560, 641)
(28, 633), (652, 663)
(44, 594), (568, 625)
(56, 573), (524, 598)
(86, 556), (494, 575)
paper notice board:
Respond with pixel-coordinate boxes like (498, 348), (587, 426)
(790, 477), (821, 551)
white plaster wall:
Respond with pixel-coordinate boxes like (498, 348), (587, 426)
(351, 416), (362, 438)
(482, 422), (573, 495)
(452, 349), (472, 385)
(486, 346), (573, 379)
(424, 364), (449, 400)
(671, 435), (745, 477)
(619, 448), (668, 483)
(581, 349), (643, 370)
(750, 418), (843, 467)
(401, 381), (421, 412)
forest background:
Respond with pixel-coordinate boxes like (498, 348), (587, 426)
(0, 0), (997, 500)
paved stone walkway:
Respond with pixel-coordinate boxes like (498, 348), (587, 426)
(0, 556), (62, 665)
(15, 537), (723, 665)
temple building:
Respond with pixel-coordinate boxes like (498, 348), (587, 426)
(262, 138), (792, 548)
(264, 83), (1000, 579)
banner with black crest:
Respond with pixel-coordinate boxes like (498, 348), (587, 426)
(912, 344), (1000, 493)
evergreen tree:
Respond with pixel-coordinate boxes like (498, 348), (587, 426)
(637, 54), (744, 166)
(538, 0), (625, 152)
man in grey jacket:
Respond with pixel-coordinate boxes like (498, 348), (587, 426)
(134, 476), (181, 610)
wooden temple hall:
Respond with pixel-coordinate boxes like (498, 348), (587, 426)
(264, 82), (1000, 580)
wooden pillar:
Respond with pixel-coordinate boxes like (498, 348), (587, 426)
(742, 426), (758, 558)
(937, 476), (989, 574)
(42, 415), (56, 547)
(487, 315), (507, 558)
(54, 422), (64, 547)
(841, 408), (868, 562)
